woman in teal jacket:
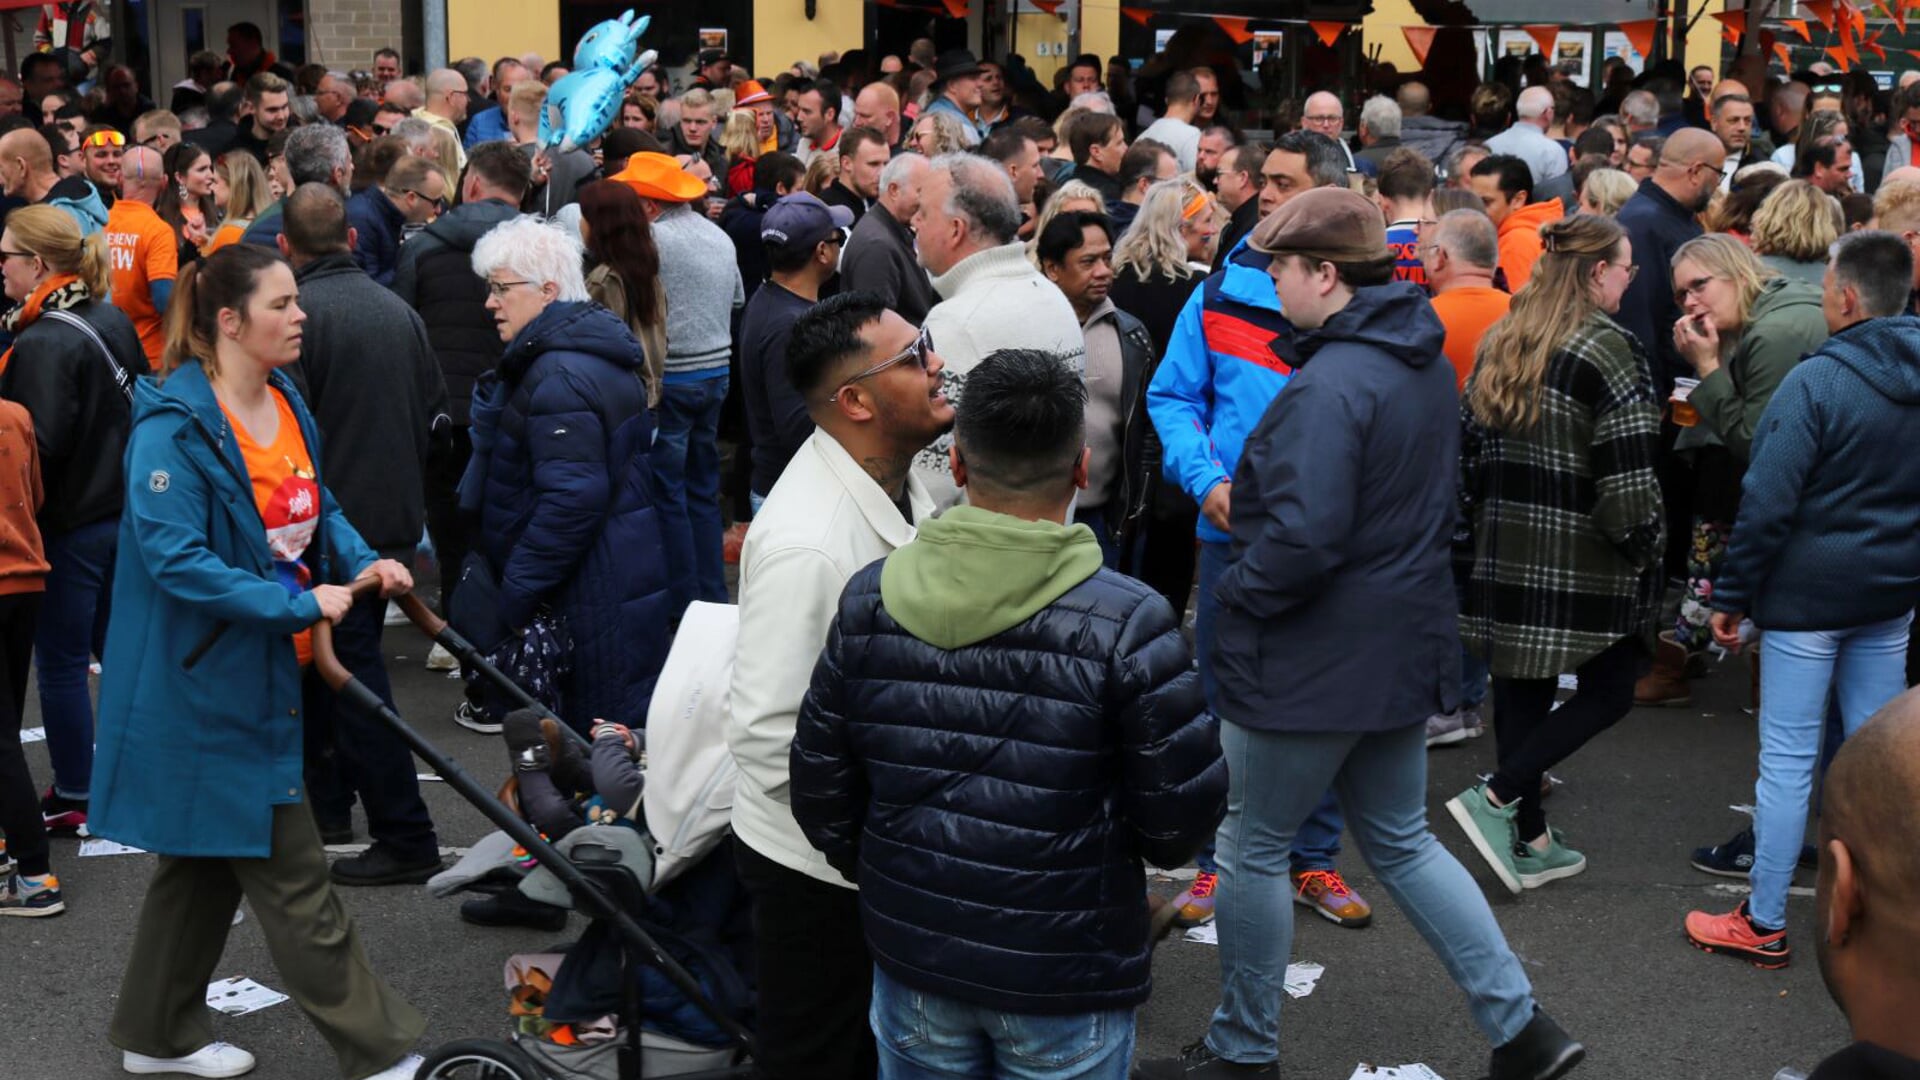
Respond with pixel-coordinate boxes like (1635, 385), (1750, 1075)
(88, 245), (425, 1080)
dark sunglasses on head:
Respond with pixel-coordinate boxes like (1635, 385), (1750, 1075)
(402, 187), (448, 212)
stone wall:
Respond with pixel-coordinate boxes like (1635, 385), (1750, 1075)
(307, 0), (405, 71)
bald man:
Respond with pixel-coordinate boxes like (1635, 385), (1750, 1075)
(413, 70), (468, 172)
(103, 144), (177, 365)
(1807, 690), (1920, 1076)
(853, 81), (902, 149)
(1485, 84), (1573, 201)
(1298, 91), (1358, 172)
(1615, 126), (1725, 395)
(0, 127), (63, 203)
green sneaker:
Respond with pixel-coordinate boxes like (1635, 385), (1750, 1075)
(1445, 784), (1522, 894)
(1515, 827), (1587, 889)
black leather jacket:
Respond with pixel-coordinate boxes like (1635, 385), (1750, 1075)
(0, 298), (148, 533)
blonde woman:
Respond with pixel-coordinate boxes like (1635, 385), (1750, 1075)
(1024, 179), (1104, 267)
(1450, 214), (1665, 894)
(1638, 234), (1826, 713)
(904, 110), (970, 157)
(203, 152), (273, 255)
(801, 152), (838, 197)
(1109, 178), (1215, 350)
(1751, 179), (1841, 284)
(719, 108), (760, 197)
(1577, 168), (1635, 216)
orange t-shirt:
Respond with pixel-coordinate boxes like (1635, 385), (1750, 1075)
(1430, 285), (1512, 390)
(104, 199), (179, 366)
(202, 221), (245, 255)
(221, 388), (321, 666)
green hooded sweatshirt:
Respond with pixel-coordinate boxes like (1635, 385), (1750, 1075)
(879, 505), (1106, 650)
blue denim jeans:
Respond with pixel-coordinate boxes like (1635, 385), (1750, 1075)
(1749, 612), (1912, 928)
(651, 374), (730, 616)
(40, 517), (117, 799)
(1194, 540), (1343, 875)
(1072, 506), (1118, 570)
(1206, 720), (1536, 1063)
(871, 966), (1134, 1080)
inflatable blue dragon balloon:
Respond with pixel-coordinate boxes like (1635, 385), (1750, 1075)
(538, 10), (656, 153)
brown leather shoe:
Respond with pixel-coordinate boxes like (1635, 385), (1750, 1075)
(1634, 632), (1693, 707)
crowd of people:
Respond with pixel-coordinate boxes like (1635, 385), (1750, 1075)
(0, 19), (1916, 1080)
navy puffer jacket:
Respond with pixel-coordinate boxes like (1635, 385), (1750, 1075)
(475, 300), (670, 730)
(790, 562), (1226, 1015)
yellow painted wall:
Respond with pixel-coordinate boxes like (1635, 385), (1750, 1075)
(1015, 13), (1070, 84)
(448, 0), (560, 69)
(754, 0), (865, 79)
(1080, 0), (1118, 66)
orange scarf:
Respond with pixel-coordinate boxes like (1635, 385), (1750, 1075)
(0, 272), (85, 380)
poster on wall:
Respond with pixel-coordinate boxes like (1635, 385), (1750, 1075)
(1602, 31), (1646, 75)
(1253, 31), (1283, 67)
(1496, 29), (1535, 59)
(1556, 35), (1590, 87)
(698, 28), (729, 55)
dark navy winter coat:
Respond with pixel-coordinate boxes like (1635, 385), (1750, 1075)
(1714, 315), (1920, 631)
(474, 300), (671, 730)
(789, 559), (1226, 1014)
(1213, 280), (1462, 733)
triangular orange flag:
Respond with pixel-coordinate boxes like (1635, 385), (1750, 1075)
(939, 0), (967, 17)
(1214, 16), (1254, 44)
(1908, 48), (1920, 63)
(1402, 25), (1438, 67)
(1310, 21), (1345, 48)
(1120, 6), (1152, 26)
(1524, 25), (1559, 56)
(1864, 30), (1887, 60)
(1774, 41), (1794, 69)
(1722, 25), (1741, 46)
(1849, 2), (1867, 35)
(1030, 0), (1062, 12)
(1618, 19), (1657, 60)
(1711, 9), (1748, 36)
(1805, 0), (1838, 31)
(1783, 18), (1811, 40)
(1875, 0), (1906, 33)
(1826, 44), (1853, 71)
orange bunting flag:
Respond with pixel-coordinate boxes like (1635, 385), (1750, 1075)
(1864, 31), (1887, 60)
(939, 0), (967, 17)
(1722, 25), (1741, 46)
(1909, 48), (1920, 62)
(1783, 18), (1811, 40)
(1825, 44), (1853, 71)
(1849, 2), (1867, 36)
(1874, 0), (1906, 33)
(1617, 19), (1658, 60)
(1773, 41), (1794, 69)
(1524, 25), (1559, 56)
(1214, 16), (1254, 44)
(1030, 0), (1063, 12)
(1402, 25), (1438, 66)
(1120, 6), (1152, 26)
(1310, 20), (1346, 47)
(1710, 9), (1747, 36)
(1804, 0), (1838, 31)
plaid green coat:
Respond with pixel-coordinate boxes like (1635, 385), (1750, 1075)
(1459, 312), (1666, 680)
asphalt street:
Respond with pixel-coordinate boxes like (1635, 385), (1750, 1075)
(7, 617), (1849, 1080)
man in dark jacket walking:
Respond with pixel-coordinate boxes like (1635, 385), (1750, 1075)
(840, 152), (933, 324)
(345, 153), (446, 286)
(1614, 127), (1723, 397)
(718, 152), (805, 305)
(1136, 187), (1584, 1080)
(392, 141), (531, 710)
(792, 349), (1225, 1077)
(278, 183), (450, 884)
(1685, 231), (1920, 969)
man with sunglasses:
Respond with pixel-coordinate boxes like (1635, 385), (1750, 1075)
(730, 290), (950, 1080)
(77, 124), (122, 206)
(347, 152), (445, 286)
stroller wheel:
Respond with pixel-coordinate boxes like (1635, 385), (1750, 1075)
(415, 1038), (547, 1079)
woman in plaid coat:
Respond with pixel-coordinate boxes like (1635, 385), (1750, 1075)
(1445, 214), (1666, 896)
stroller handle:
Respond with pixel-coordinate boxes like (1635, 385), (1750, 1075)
(310, 574), (389, 693)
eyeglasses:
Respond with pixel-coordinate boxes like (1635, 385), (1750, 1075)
(82, 129), (125, 148)
(1674, 274), (1715, 304)
(402, 188), (448, 212)
(1611, 263), (1641, 282)
(0, 249), (36, 261)
(486, 279), (533, 298)
(829, 326), (933, 402)
(1303, 114), (1343, 124)
(371, 124), (391, 135)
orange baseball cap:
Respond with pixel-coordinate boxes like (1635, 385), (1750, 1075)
(611, 152), (708, 203)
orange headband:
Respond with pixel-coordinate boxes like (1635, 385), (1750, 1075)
(1182, 190), (1211, 220)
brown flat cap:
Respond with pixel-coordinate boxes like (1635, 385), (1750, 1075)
(1248, 187), (1388, 263)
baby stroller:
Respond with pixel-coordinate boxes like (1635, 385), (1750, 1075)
(311, 585), (755, 1079)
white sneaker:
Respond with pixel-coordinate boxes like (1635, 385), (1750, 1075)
(364, 1053), (424, 1080)
(424, 643), (458, 671)
(124, 1042), (256, 1077)
(385, 601), (409, 627)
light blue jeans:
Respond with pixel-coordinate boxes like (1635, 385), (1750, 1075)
(1206, 720), (1535, 1063)
(1749, 612), (1912, 929)
(871, 966), (1134, 1080)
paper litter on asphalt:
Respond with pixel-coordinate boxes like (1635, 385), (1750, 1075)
(206, 977), (289, 1016)
(78, 838), (146, 857)
(417, 773), (445, 782)
(1347, 1064), (1445, 1080)
(18, 726), (43, 743)
(1180, 925), (1325, 998)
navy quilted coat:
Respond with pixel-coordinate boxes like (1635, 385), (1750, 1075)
(475, 300), (670, 730)
(790, 562), (1227, 1014)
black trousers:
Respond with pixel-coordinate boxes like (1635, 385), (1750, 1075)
(1489, 636), (1640, 843)
(0, 593), (45, 875)
(423, 426), (473, 616)
(735, 841), (876, 1080)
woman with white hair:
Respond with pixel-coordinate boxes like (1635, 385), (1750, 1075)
(459, 216), (672, 736)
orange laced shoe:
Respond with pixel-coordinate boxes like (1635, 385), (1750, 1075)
(1685, 901), (1790, 969)
(1172, 870), (1217, 926)
(1292, 868), (1372, 928)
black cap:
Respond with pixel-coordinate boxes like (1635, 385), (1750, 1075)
(932, 48), (982, 86)
(697, 48), (731, 68)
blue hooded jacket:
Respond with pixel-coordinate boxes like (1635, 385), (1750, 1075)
(1715, 315), (1920, 631)
(474, 300), (671, 730)
(1145, 241), (1297, 544)
(89, 363), (379, 858)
